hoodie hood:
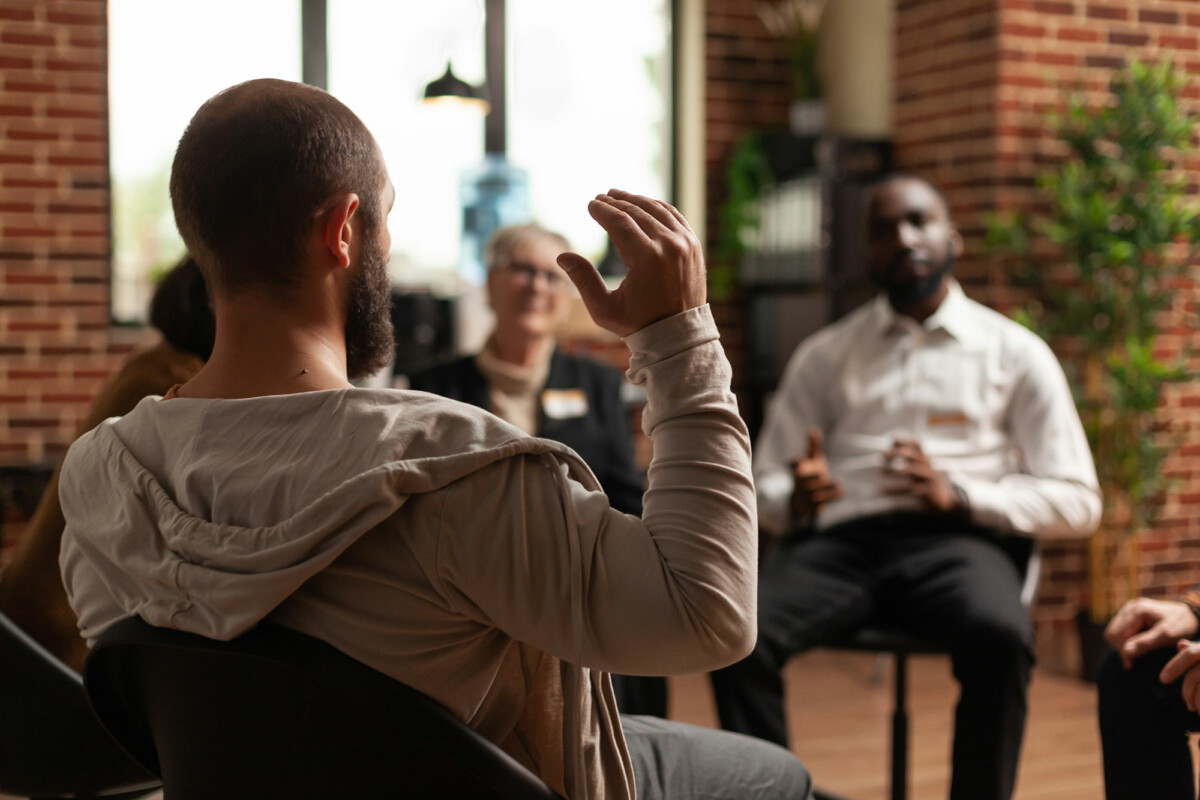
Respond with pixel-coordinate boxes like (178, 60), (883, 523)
(59, 388), (596, 642)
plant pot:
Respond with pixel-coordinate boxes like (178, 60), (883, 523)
(1076, 608), (1112, 684)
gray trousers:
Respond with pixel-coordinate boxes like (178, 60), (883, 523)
(623, 714), (813, 800)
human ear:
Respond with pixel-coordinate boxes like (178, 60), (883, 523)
(484, 267), (501, 311)
(321, 193), (360, 269)
(949, 226), (964, 259)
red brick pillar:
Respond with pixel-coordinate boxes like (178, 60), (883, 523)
(703, 0), (794, 409)
(895, 0), (1200, 673)
(0, 0), (141, 469)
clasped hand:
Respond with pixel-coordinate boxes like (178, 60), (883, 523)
(790, 430), (961, 520)
(1104, 597), (1200, 709)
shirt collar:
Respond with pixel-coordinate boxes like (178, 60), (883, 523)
(872, 280), (974, 343)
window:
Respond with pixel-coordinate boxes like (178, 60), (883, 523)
(108, 1), (672, 320)
(108, 0), (301, 322)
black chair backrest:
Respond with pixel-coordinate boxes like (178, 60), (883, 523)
(0, 611), (159, 799)
(84, 617), (565, 800)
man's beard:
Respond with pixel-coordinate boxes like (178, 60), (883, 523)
(875, 249), (955, 311)
(344, 233), (395, 381)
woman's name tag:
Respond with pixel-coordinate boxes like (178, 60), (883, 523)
(542, 388), (589, 419)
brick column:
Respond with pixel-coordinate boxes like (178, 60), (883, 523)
(1, 0), (147, 470)
(895, 0), (1200, 673)
(704, 0), (794, 408)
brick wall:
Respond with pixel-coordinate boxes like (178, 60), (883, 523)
(895, 0), (1200, 673)
(0, 0), (148, 476)
(704, 0), (794, 404)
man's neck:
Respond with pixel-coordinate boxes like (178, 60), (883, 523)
(176, 290), (352, 399)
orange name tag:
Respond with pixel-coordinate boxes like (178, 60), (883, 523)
(542, 389), (589, 420)
(927, 411), (970, 428)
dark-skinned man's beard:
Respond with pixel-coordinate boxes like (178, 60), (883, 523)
(344, 231), (395, 381)
(875, 248), (955, 311)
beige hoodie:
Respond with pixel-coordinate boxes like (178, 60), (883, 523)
(59, 306), (756, 800)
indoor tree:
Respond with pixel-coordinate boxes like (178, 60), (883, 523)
(988, 59), (1200, 622)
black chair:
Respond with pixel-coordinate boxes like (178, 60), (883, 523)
(0, 611), (160, 800)
(83, 617), (566, 800)
(816, 539), (1042, 800)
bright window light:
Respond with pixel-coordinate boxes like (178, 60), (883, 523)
(108, 0), (671, 321)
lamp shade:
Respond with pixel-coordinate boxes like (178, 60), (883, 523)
(422, 62), (490, 113)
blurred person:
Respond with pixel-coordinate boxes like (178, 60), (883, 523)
(0, 256), (214, 671)
(408, 224), (665, 717)
(57, 79), (811, 800)
(709, 173), (1102, 800)
(1098, 590), (1200, 799)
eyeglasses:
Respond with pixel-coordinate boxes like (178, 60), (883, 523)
(501, 261), (566, 289)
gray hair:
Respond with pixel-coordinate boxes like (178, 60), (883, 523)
(484, 223), (571, 271)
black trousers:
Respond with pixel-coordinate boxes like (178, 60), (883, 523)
(611, 673), (669, 717)
(709, 514), (1034, 800)
(1098, 647), (1200, 799)
(623, 714), (813, 799)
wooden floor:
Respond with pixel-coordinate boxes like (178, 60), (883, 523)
(669, 649), (1107, 800)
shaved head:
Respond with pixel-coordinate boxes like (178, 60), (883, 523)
(169, 78), (386, 295)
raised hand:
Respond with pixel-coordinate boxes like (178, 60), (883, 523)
(790, 427), (843, 522)
(556, 190), (706, 337)
(883, 437), (960, 514)
(1105, 597), (1200, 669)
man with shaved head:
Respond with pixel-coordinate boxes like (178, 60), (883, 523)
(711, 174), (1102, 800)
(57, 79), (810, 799)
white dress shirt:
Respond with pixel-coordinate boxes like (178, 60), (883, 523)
(755, 281), (1102, 538)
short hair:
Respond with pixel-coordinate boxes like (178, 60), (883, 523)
(863, 172), (952, 219)
(148, 254), (215, 361)
(484, 223), (571, 272)
(170, 79), (384, 295)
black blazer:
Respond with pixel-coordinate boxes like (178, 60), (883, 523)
(409, 350), (644, 516)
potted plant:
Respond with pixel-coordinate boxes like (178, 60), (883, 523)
(988, 59), (1200, 676)
(709, 133), (773, 300)
(756, 0), (827, 134)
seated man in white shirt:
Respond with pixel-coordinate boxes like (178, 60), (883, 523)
(57, 79), (811, 800)
(710, 173), (1102, 800)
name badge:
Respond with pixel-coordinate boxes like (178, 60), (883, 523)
(927, 411), (970, 428)
(542, 388), (589, 420)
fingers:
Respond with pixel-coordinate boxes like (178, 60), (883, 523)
(792, 475), (844, 516)
(557, 252), (617, 329)
(1105, 602), (1151, 667)
(1186, 669), (1200, 713)
(1123, 626), (1174, 666)
(810, 482), (844, 506)
(606, 189), (688, 233)
(807, 427), (824, 460)
(884, 438), (927, 465)
(587, 195), (654, 253)
(1160, 640), (1200, 686)
(797, 472), (841, 497)
(609, 189), (692, 231)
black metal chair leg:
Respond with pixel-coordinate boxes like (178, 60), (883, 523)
(890, 652), (908, 800)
